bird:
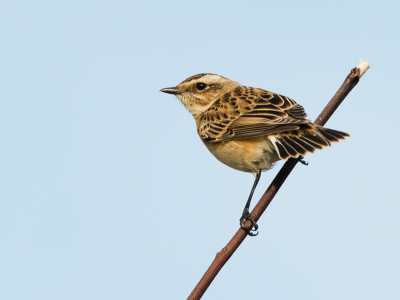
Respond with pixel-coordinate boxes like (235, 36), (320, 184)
(160, 73), (350, 236)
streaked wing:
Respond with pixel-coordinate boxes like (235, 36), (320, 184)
(197, 86), (310, 142)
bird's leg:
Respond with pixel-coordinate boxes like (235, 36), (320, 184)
(240, 170), (261, 236)
(298, 155), (308, 166)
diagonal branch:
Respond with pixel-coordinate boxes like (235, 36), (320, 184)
(187, 58), (373, 300)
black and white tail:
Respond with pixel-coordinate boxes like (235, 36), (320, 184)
(269, 125), (350, 160)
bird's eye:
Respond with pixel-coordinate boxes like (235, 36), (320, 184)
(196, 82), (207, 91)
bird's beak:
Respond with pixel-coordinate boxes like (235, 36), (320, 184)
(160, 87), (184, 95)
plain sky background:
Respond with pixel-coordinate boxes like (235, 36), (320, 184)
(1, 1), (399, 299)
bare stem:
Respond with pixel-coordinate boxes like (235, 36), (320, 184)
(188, 62), (370, 300)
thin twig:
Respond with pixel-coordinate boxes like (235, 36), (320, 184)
(187, 59), (373, 300)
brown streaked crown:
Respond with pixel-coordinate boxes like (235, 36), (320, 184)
(173, 74), (240, 117)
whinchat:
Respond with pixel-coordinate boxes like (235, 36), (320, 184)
(161, 73), (349, 235)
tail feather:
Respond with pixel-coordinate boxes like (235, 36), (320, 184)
(304, 134), (330, 147)
(283, 136), (309, 155)
(323, 128), (350, 139)
(280, 137), (300, 157)
(270, 126), (350, 160)
(294, 136), (322, 151)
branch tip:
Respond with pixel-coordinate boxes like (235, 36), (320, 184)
(357, 57), (377, 78)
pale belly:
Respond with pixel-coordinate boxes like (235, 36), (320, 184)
(203, 136), (281, 176)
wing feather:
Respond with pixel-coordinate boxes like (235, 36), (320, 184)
(197, 86), (310, 142)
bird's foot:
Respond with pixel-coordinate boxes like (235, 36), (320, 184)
(298, 155), (308, 166)
(240, 208), (259, 236)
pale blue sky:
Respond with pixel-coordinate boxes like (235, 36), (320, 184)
(1, 1), (399, 299)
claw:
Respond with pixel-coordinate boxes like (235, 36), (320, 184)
(247, 230), (259, 237)
(240, 208), (259, 236)
(298, 155), (308, 166)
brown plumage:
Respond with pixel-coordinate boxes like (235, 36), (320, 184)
(161, 73), (350, 235)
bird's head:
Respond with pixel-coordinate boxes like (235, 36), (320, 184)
(161, 73), (240, 118)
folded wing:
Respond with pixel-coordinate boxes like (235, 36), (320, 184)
(197, 86), (310, 142)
